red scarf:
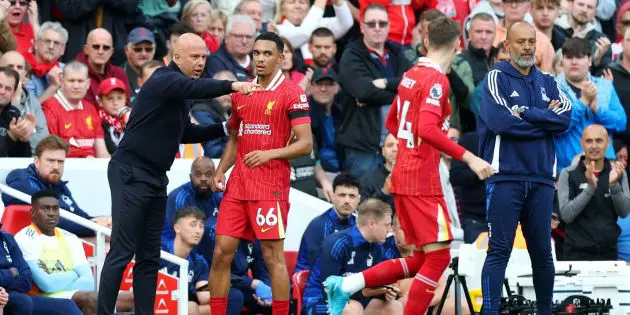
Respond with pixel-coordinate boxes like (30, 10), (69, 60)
(98, 109), (125, 134)
(24, 52), (59, 78)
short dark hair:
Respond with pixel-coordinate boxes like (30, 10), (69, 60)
(32, 189), (59, 205)
(310, 27), (334, 43)
(562, 37), (592, 58)
(532, 0), (561, 8)
(139, 60), (164, 78)
(255, 32), (284, 53)
(0, 66), (20, 91)
(174, 206), (207, 224)
(35, 135), (69, 157)
(332, 173), (360, 191)
(427, 17), (461, 49)
(169, 23), (194, 37)
(419, 9), (446, 24)
(363, 3), (387, 21)
(357, 199), (392, 225)
(470, 12), (495, 24)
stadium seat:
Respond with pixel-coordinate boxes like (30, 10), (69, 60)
(284, 251), (297, 275)
(1, 205), (32, 234)
(292, 270), (310, 315)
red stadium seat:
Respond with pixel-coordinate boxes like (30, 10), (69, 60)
(284, 251), (297, 275)
(292, 270), (310, 315)
(1, 205), (32, 234)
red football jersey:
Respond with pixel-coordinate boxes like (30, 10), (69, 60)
(385, 57), (453, 196)
(42, 93), (104, 158)
(227, 70), (310, 201)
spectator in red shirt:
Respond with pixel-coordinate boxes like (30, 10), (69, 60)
(42, 61), (109, 158)
(7, 0), (38, 57)
(75, 28), (131, 106)
(181, 0), (220, 53)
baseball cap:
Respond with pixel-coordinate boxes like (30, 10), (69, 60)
(127, 27), (155, 45)
(312, 67), (338, 83)
(99, 77), (128, 96)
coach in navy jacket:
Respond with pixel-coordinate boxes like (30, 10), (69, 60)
(476, 22), (571, 315)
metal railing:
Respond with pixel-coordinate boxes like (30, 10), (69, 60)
(0, 183), (189, 314)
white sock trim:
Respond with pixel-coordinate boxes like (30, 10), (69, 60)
(341, 272), (365, 295)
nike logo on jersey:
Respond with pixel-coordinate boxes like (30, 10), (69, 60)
(510, 91), (519, 97)
(261, 227), (272, 233)
(237, 104), (247, 110)
(64, 123), (72, 129)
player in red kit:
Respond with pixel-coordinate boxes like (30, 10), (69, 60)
(324, 17), (494, 315)
(208, 32), (313, 315)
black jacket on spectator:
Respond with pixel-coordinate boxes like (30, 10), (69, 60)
(337, 39), (412, 153)
(207, 44), (252, 82)
(561, 158), (622, 260)
(190, 100), (229, 159)
(113, 63), (233, 174)
(552, 24), (612, 75)
(450, 132), (485, 219)
(309, 97), (343, 172)
(50, 0), (139, 66)
(359, 163), (392, 207)
(609, 61), (630, 149)
(0, 105), (30, 157)
(456, 46), (496, 86)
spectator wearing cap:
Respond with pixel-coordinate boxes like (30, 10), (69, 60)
(96, 78), (130, 154)
(0, 50), (48, 154)
(310, 67), (342, 173)
(337, 4), (412, 177)
(123, 27), (156, 101)
(24, 21), (67, 104)
(207, 15), (256, 81)
(75, 28), (131, 106)
(6, 0), (37, 57)
(42, 61), (109, 158)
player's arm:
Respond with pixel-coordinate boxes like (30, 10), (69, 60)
(243, 123), (313, 168)
(521, 78), (572, 133)
(479, 70), (547, 139)
(195, 281), (210, 304)
(161, 69), (258, 101)
(212, 129), (238, 192)
(181, 120), (228, 144)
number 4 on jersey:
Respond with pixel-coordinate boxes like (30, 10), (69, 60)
(396, 97), (415, 148)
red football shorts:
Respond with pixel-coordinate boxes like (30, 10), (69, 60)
(215, 195), (290, 241)
(394, 195), (453, 247)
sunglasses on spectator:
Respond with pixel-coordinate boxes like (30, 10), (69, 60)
(133, 47), (154, 53)
(9, 0), (30, 5)
(364, 21), (389, 29)
(91, 44), (112, 51)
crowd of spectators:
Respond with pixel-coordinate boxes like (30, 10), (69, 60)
(1, 0), (630, 313)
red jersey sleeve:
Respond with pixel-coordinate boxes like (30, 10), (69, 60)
(385, 96), (400, 136)
(228, 94), (242, 131)
(42, 100), (60, 136)
(92, 109), (105, 139)
(285, 88), (310, 126)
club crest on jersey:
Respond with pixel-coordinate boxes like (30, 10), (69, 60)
(430, 83), (443, 99)
(300, 94), (307, 103)
(86, 116), (94, 130)
(541, 87), (550, 102)
(264, 100), (276, 115)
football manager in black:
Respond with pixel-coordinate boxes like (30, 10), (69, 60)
(97, 33), (258, 315)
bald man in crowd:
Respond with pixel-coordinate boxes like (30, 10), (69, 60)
(76, 28), (131, 105)
(477, 21), (571, 315)
(558, 124), (630, 261)
(97, 33), (258, 315)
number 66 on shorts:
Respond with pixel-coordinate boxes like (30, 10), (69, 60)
(216, 196), (291, 241)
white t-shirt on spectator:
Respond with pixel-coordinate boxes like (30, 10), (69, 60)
(15, 225), (88, 269)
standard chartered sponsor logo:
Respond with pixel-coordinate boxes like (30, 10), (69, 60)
(244, 123), (272, 135)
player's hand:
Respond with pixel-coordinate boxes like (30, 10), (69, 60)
(92, 216), (112, 229)
(0, 286), (8, 307)
(462, 152), (494, 180)
(211, 171), (226, 192)
(384, 285), (401, 301)
(361, 287), (388, 297)
(244, 150), (274, 168)
(382, 174), (392, 195)
(617, 146), (628, 167)
(372, 78), (387, 89)
(609, 160), (625, 185)
(547, 100), (561, 110)
(232, 81), (260, 95)
(585, 160), (598, 188)
(321, 179), (334, 202)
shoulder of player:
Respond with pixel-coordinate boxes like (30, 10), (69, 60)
(15, 226), (37, 240)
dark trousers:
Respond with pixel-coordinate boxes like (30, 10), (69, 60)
(481, 182), (555, 315)
(563, 245), (618, 261)
(5, 292), (82, 315)
(97, 160), (168, 315)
